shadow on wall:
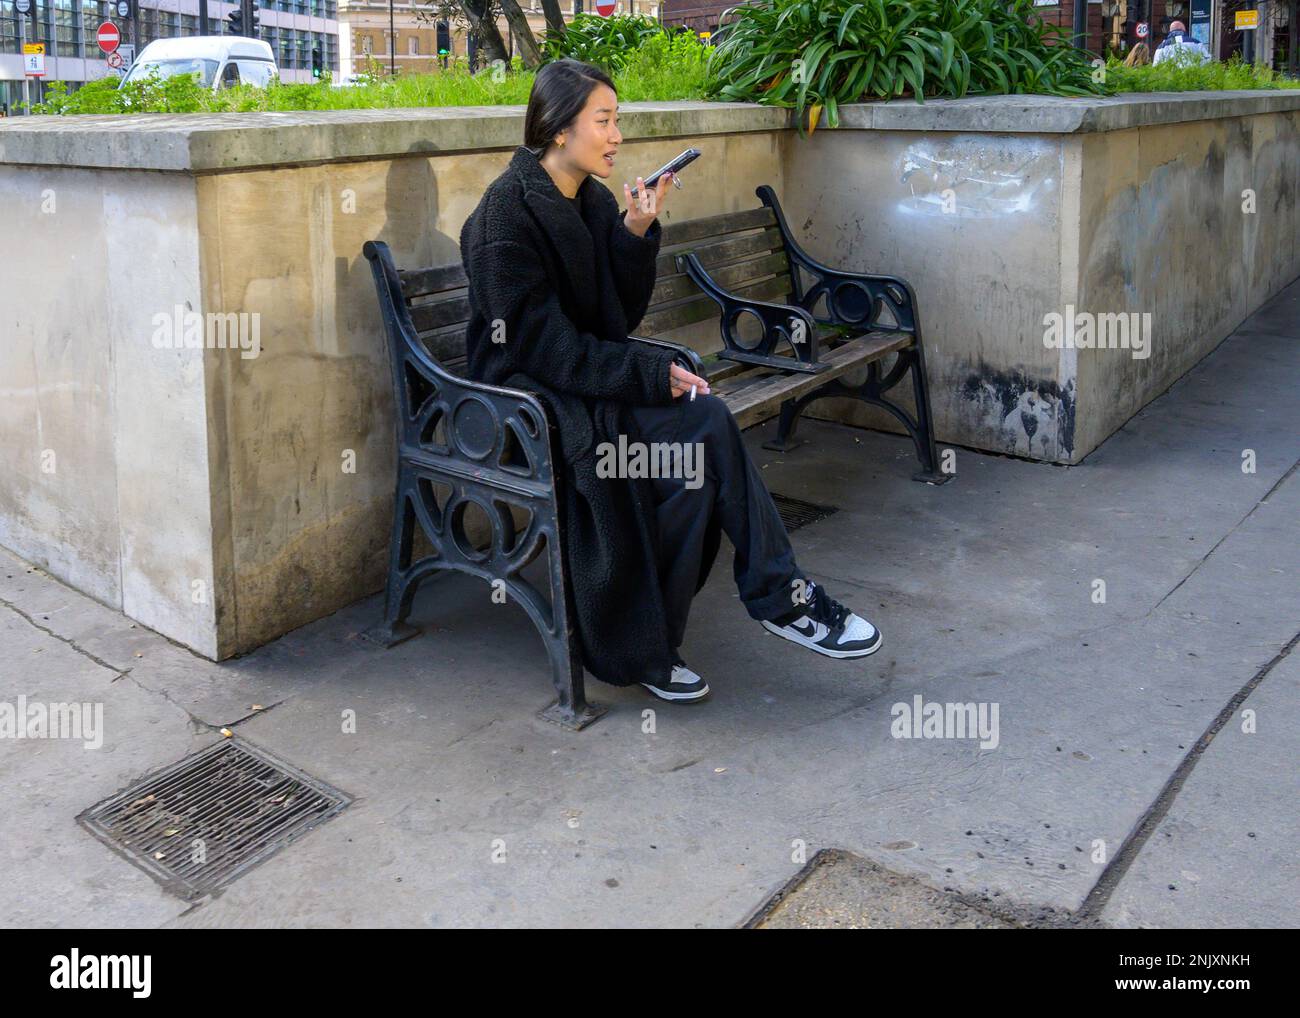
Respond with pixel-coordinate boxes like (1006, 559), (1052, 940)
(225, 145), (472, 657)
(334, 143), (464, 347)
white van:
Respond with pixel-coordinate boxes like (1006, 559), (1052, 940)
(120, 36), (279, 91)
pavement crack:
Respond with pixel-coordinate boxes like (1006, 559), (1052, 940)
(1147, 456), (1298, 618)
(1076, 626), (1300, 921)
(112, 668), (210, 730)
(0, 592), (130, 681)
(220, 699), (288, 729)
(447, 716), (501, 748)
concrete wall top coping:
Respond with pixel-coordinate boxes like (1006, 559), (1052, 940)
(4, 91), (1299, 172)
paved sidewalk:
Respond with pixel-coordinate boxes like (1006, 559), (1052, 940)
(2, 279), (1297, 929)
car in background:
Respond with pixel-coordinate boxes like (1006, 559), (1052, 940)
(330, 72), (379, 89)
(119, 36), (278, 91)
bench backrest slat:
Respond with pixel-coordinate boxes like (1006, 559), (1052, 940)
(650, 249), (790, 306)
(416, 322), (475, 366)
(410, 292), (471, 335)
(399, 263), (469, 298)
(391, 201), (793, 372)
(660, 205), (775, 248)
(639, 274), (791, 336)
(653, 224), (784, 281)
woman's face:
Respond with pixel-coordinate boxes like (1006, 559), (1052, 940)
(557, 83), (623, 180)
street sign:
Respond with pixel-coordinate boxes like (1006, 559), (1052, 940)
(98, 22), (121, 54)
(23, 43), (45, 78)
(117, 0), (130, 17)
(1135, 22), (1149, 39)
(1190, 0), (1213, 44)
(106, 45), (133, 75)
(1235, 10), (1259, 29)
(15, 0), (31, 13)
(595, 0), (615, 15)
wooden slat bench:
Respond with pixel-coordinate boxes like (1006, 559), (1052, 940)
(360, 185), (950, 731)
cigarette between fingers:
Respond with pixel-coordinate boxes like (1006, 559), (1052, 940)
(689, 384), (697, 401)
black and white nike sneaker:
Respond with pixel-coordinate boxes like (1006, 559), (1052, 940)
(640, 656), (710, 702)
(760, 579), (882, 658)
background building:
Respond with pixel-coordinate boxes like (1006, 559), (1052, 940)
(659, 0), (722, 34)
(1029, 2), (1293, 65)
(1031, 1), (1204, 57)
(2, 0), (340, 113)
(337, 1), (659, 77)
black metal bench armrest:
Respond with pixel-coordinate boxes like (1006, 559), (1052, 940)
(363, 240), (558, 490)
(756, 185), (919, 335)
(628, 334), (706, 377)
(674, 251), (824, 374)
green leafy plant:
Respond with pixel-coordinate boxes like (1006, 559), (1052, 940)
(707, 0), (1108, 132)
(542, 13), (666, 73)
(601, 26), (711, 101)
(29, 70), (214, 114)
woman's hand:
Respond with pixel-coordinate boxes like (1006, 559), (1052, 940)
(622, 173), (675, 239)
(669, 361), (710, 400)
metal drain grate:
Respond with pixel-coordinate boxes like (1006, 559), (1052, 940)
(771, 492), (840, 533)
(78, 738), (351, 900)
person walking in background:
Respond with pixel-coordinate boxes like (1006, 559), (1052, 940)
(1153, 21), (1212, 65)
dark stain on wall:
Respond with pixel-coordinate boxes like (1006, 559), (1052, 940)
(960, 368), (1076, 460)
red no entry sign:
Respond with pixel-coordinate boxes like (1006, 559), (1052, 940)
(596, 0), (615, 14)
(97, 22), (121, 54)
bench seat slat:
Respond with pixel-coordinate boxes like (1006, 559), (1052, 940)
(716, 333), (914, 431)
(699, 324), (844, 383)
(435, 332), (909, 436)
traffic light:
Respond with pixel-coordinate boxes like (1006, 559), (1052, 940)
(437, 20), (450, 66)
(312, 45), (323, 78)
(227, 2), (261, 38)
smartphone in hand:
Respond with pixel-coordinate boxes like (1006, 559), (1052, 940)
(629, 148), (702, 199)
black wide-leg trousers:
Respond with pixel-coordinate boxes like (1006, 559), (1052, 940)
(624, 393), (804, 655)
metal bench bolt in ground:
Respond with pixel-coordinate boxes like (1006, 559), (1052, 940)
(360, 186), (951, 731)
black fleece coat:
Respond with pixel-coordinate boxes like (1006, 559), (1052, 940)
(459, 145), (721, 688)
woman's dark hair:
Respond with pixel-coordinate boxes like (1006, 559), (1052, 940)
(523, 59), (617, 157)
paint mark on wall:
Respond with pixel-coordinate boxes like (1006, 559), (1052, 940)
(960, 368), (1076, 460)
(897, 136), (1059, 219)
